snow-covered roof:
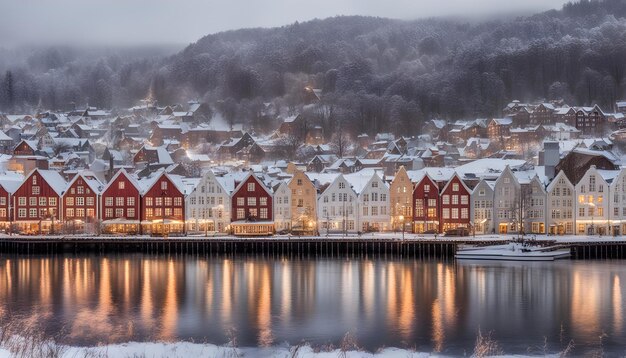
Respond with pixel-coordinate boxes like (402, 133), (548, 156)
(32, 169), (67, 196)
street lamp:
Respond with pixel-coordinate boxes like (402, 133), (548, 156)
(399, 215), (405, 241)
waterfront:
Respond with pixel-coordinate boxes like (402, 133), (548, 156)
(0, 254), (625, 356)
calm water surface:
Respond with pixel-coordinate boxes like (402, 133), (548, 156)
(0, 253), (625, 356)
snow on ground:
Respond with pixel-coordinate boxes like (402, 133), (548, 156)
(0, 340), (562, 358)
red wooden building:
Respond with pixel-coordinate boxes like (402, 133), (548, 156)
(412, 174), (440, 234)
(12, 169), (66, 234)
(100, 169), (141, 234)
(230, 172), (274, 235)
(0, 185), (10, 230)
(439, 173), (471, 234)
(62, 172), (102, 234)
(140, 172), (186, 236)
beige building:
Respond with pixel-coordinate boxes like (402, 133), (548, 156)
(289, 169), (317, 234)
(389, 166), (413, 231)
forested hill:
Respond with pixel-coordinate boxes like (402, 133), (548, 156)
(2, 0), (626, 136)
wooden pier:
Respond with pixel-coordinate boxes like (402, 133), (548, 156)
(0, 236), (625, 259)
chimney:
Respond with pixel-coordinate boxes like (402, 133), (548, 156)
(540, 141), (560, 180)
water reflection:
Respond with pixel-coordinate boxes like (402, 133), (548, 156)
(0, 255), (624, 355)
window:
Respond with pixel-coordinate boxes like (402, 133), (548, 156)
(443, 195), (450, 205)
(32, 175), (37, 185)
(363, 206), (369, 216)
(174, 197), (182, 206)
(77, 186), (84, 194)
(146, 197), (153, 206)
(32, 186), (39, 195)
(260, 208), (268, 219)
(579, 208), (585, 217)
(116, 197), (124, 206)
(461, 208), (468, 219)
(115, 208), (124, 218)
(297, 179), (303, 186)
(127, 208), (135, 218)
(146, 208), (153, 218)
(155, 197), (163, 207)
(452, 183), (459, 192)
(66, 197), (74, 206)
(428, 199), (436, 207)
(18, 197), (26, 206)
(76, 197), (84, 206)
(248, 183), (255, 191)
(0, 197), (4, 206)
(249, 208), (258, 217)
(452, 208), (459, 219)
(442, 208), (450, 219)
(452, 195), (459, 205)
(18, 208), (26, 218)
(118, 181), (125, 190)
(424, 184), (430, 192)
(164, 197), (172, 206)
(339, 182), (345, 189)
(76, 208), (84, 217)
(29, 208), (37, 218)
(461, 195), (468, 205)
(105, 197), (113, 206)
(127, 197), (135, 206)
(174, 208), (182, 217)
(30, 197), (36, 206)
(237, 197), (244, 206)
(372, 182), (378, 188)
(260, 197), (267, 206)
(372, 206), (378, 216)
(105, 208), (113, 218)
(161, 181), (168, 190)
(237, 208), (245, 219)
(86, 197), (93, 206)
(248, 197), (257, 206)
(39, 197), (47, 206)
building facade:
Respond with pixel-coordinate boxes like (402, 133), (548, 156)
(13, 169), (65, 234)
(470, 179), (494, 234)
(439, 173), (471, 233)
(412, 174), (439, 233)
(100, 169), (141, 234)
(186, 171), (231, 234)
(389, 166), (413, 231)
(230, 172), (274, 235)
(546, 170), (575, 235)
(318, 175), (359, 234)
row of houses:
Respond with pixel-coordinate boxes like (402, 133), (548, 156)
(0, 153), (625, 237)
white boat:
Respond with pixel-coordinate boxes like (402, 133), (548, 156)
(455, 242), (571, 261)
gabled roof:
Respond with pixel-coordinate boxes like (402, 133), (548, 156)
(546, 170), (574, 192)
(232, 171), (273, 197)
(65, 171), (103, 195)
(440, 172), (471, 194)
(102, 168), (141, 194)
(23, 169), (67, 196)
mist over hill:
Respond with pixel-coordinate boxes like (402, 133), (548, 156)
(1, 0), (626, 137)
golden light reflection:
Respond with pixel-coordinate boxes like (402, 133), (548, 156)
(257, 265), (273, 347)
(613, 275), (623, 335)
(159, 260), (178, 341)
(140, 260), (155, 330)
(571, 270), (600, 338)
(398, 266), (415, 341)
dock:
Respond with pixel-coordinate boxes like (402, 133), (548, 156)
(0, 234), (625, 259)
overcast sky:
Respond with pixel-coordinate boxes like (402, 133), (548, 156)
(0, 0), (570, 48)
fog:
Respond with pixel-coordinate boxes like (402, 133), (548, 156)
(0, 0), (570, 47)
